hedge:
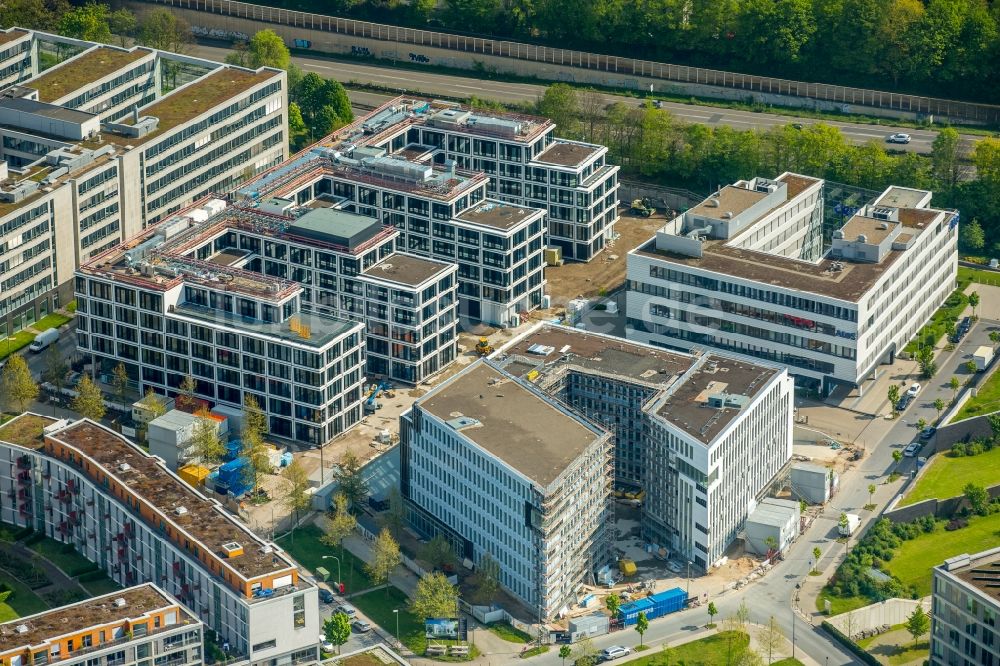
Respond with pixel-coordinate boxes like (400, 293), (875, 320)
(820, 620), (880, 666)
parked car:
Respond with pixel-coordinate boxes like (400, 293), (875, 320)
(319, 637), (334, 653)
(335, 603), (357, 618)
(917, 456), (928, 468)
(318, 588), (334, 604)
(886, 133), (912, 144)
(28, 328), (59, 353)
(897, 395), (912, 411)
(599, 646), (631, 661)
(919, 427), (937, 441)
(351, 620), (372, 633)
(960, 316), (972, 331)
(906, 383), (921, 397)
(903, 441), (922, 457)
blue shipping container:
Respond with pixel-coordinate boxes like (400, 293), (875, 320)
(618, 598), (654, 626)
(618, 588), (688, 625)
(649, 588), (687, 615)
(223, 440), (242, 462)
(218, 457), (249, 485)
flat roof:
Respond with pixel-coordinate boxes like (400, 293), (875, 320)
(875, 186), (929, 209)
(0, 29), (28, 46)
(533, 141), (601, 168)
(688, 185), (767, 221)
(288, 207), (383, 249)
(457, 200), (541, 231)
(173, 302), (359, 349)
(941, 548), (1000, 603)
(27, 47), (152, 103)
(0, 413), (58, 449)
(0, 96), (95, 123)
(496, 324), (780, 445)
(362, 253), (454, 287)
(115, 68), (277, 145)
(46, 419), (296, 579)
(0, 585), (194, 656)
(418, 362), (604, 488)
(839, 214), (896, 244)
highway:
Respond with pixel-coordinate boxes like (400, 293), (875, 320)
(189, 43), (980, 156)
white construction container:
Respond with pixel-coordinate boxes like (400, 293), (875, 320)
(974, 345), (993, 371)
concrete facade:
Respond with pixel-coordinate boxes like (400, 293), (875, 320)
(930, 548), (1000, 666)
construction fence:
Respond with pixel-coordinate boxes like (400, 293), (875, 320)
(139, 0), (1000, 124)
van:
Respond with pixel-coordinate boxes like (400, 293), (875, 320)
(28, 328), (59, 353)
(335, 603), (357, 618)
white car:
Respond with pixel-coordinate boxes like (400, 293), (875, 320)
(886, 133), (912, 144)
(600, 646), (631, 661)
(906, 383), (921, 397)
(319, 636), (334, 653)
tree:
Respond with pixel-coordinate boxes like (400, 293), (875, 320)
(292, 73), (353, 139)
(380, 486), (405, 540)
(190, 411), (225, 464)
(111, 362), (129, 407)
(917, 346), (937, 379)
(137, 8), (191, 53)
(867, 483), (877, 507)
(109, 9), (137, 47)
(281, 459), (312, 527)
(887, 384), (901, 415)
(904, 605), (930, 647)
(969, 292), (980, 318)
(931, 128), (962, 193)
(141, 388), (167, 420)
(474, 553), (500, 604)
(321, 493), (357, 584)
(410, 572), (459, 619)
(71, 374), (105, 421)
(1, 355), (38, 412)
(0, 0), (68, 31)
(734, 600), (751, 630)
(559, 644), (572, 665)
(335, 449), (369, 509)
(537, 84), (580, 137)
(366, 528), (401, 593)
(892, 449), (903, 471)
(933, 398), (946, 420)
(572, 637), (597, 666)
(227, 30), (291, 70)
(756, 615), (783, 664)
(987, 411), (1000, 441)
(323, 612), (351, 654)
(839, 512), (850, 533)
(950, 376), (961, 400)
(288, 102), (309, 152)
(963, 482), (990, 516)
(605, 592), (621, 618)
(960, 218), (986, 253)
(916, 417), (927, 432)
(41, 346), (68, 394)
(58, 2), (112, 43)
(176, 374), (197, 412)
(707, 601), (718, 626)
(419, 534), (457, 572)
(763, 535), (778, 555)
(812, 546), (822, 573)
(635, 611), (649, 646)
(966, 360), (979, 374)
(991, 330), (1000, 350)
(241, 394), (270, 492)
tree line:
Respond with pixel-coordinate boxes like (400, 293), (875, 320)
(261, 0), (1000, 102)
(534, 84), (1000, 255)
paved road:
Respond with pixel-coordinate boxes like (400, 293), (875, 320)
(190, 43), (980, 156)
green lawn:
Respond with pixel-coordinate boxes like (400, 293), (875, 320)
(275, 524), (375, 593)
(351, 586), (478, 660)
(887, 513), (1000, 596)
(27, 539), (97, 576)
(903, 287), (968, 354)
(32, 313), (72, 332)
(487, 621), (531, 643)
(815, 592), (872, 616)
(952, 366), (1000, 421)
(631, 631), (750, 665)
(0, 331), (36, 360)
(771, 660), (805, 666)
(857, 626), (929, 666)
(959, 266), (1000, 288)
(900, 446), (1000, 505)
(79, 574), (122, 596)
(0, 574), (48, 621)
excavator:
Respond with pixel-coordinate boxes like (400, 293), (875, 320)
(630, 198), (655, 217)
(475, 337), (494, 356)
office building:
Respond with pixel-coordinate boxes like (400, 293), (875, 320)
(0, 414), (320, 666)
(343, 97), (621, 262)
(492, 324), (793, 569)
(238, 102), (549, 326)
(400, 360), (614, 619)
(0, 28), (286, 344)
(0, 584), (202, 666)
(930, 549), (1000, 666)
(626, 174), (958, 393)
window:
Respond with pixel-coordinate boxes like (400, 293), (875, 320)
(292, 594), (305, 628)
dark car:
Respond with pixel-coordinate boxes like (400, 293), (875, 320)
(897, 395), (912, 411)
(960, 316), (972, 331)
(318, 588), (334, 604)
(919, 427), (937, 441)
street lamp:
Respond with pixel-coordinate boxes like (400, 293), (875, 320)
(392, 609), (400, 648)
(322, 555), (342, 589)
(793, 583), (801, 659)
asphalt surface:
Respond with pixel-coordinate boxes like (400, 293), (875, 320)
(189, 42), (980, 156)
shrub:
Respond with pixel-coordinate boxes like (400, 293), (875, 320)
(946, 518), (968, 531)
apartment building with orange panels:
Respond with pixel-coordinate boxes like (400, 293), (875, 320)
(0, 584), (202, 666)
(0, 414), (319, 666)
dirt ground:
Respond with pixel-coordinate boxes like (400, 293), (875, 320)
(546, 208), (664, 304)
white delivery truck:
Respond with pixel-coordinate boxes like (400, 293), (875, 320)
(839, 513), (861, 537)
(28, 328), (59, 353)
(974, 345), (994, 371)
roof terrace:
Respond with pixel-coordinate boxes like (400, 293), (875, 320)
(0, 413), (58, 449)
(362, 254), (454, 287)
(0, 584), (196, 657)
(45, 419), (297, 581)
(27, 46), (152, 103)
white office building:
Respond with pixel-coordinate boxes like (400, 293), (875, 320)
(401, 360), (614, 619)
(0, 28), (286, 345)
(930, 549), (1000, 666)
(626, 174), (958, 393)
(0, 414), (320, 666)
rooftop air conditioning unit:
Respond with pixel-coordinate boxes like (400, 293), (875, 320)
(113, 597), (127, 608)
(174, 506), (188, 516)
(118, 463), (131, 473)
